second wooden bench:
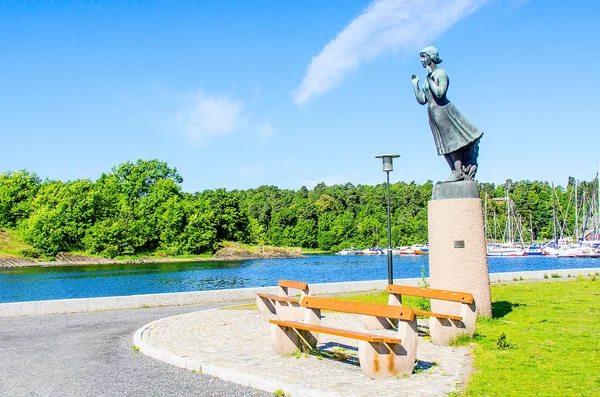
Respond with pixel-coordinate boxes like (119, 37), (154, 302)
(362, 285), (476, 346)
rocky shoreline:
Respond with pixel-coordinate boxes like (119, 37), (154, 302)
(0, 244), (306, 268)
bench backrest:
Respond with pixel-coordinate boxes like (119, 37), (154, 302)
(300, 296), (415, 321)
(386, 285), (474, 304)
(278, 279), (309, 292)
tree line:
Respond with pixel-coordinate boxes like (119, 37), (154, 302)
(0, 159), (594, 258)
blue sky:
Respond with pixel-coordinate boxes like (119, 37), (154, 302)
(1, 0), (599, 192)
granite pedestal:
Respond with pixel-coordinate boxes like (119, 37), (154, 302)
(428, 181), (492, 323)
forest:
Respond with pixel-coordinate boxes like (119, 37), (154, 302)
(0, 159), (595, 258)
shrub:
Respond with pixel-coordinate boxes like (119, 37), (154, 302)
(496, 332), (514, 350)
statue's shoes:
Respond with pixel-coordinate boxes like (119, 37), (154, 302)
(444, 171), (463, 182)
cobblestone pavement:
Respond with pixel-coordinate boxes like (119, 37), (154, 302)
(135, 308), (473, 397)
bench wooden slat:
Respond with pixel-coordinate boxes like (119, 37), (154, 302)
(386, 285), (474, 304)
(279, 280), (308, 291)
(256, 293), (299, 303)
(300, 296), (414, 321)
(269, 319), (402, 344)
(413, 309), (463, 321)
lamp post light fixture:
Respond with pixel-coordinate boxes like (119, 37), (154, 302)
(375, 154), (400, 285)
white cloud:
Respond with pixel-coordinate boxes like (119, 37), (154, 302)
(176, 91), (244, 141)
(258, 119), (274, 138)
(292, 0), (488, 105)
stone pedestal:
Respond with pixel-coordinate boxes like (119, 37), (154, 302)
(428, 181), (492, 317)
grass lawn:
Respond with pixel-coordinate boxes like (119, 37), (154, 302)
(463, 279), (599, 397)
(337, 278), (599, 396)
(301, 248), (332, 254)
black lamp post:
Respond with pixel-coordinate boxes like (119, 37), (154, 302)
(375, 154), (400, 285)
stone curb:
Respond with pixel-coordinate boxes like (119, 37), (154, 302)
(2, 267), (598, 317)
(487, 267), (599, 282)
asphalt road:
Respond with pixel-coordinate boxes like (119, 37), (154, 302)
(0, 304), (272, 397)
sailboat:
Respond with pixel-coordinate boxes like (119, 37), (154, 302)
(485, 189), (526, 257)
(545, 170), (600, 257)
(524, 214), (545, 255)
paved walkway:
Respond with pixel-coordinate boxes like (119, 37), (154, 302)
(135, 308), (472, 397)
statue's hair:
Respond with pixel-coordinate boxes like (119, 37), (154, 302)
(420, 46), (443, 64)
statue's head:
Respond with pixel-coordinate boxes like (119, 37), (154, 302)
(420, 46), (443, 65)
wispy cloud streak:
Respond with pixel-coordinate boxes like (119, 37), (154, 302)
(176, 91), (244, 142)
(293, 0), (488, 105)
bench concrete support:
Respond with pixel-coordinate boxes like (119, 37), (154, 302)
(361, 293), (401, 330)
(429, 301), (476, 345)
(358, 319), (418, 378)
(271, 321), (304, 354)
(256, 281), (310, 321)
(275, 300), (303, 322)
(271, 306), (321, 353)
(256, 295), (276, 315)
(271, 323), (319, 354)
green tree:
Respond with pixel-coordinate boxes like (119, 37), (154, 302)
(24, 179), (97, 255)
(0, 170), (42, 228)
(110, 159), (183, 200)
(201, 189), (249, 247)
(177, 196), (217, 254)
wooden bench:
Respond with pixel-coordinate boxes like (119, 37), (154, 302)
(270, 296), (418, 378)
(362, 285), (476, 346)
(256, 280), (309, 321)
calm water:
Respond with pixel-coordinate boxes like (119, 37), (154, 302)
(1, 255), (599, 303)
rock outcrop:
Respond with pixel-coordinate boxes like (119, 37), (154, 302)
(0, 245), (305, 268)
(213, 243), (304, 260)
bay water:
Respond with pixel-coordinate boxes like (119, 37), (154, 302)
(1, 255), (599, 303)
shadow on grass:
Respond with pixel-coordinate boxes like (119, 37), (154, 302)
(492, 301), (525, 319)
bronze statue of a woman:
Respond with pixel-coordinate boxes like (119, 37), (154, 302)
(411, 46), (483, 182)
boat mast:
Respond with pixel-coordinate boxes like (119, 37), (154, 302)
(530, 213), (534, 244)
(575, 171), (579, 243)
(506, 186), (511, 244)
(517, 214), (526, 247)
(552, 183), (558, 244)
(493, 211), (498, 243)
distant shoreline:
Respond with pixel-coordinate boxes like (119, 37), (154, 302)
(0, 245), (307, 268)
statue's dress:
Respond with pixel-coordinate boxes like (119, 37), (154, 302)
(423, 69), (483, 155)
